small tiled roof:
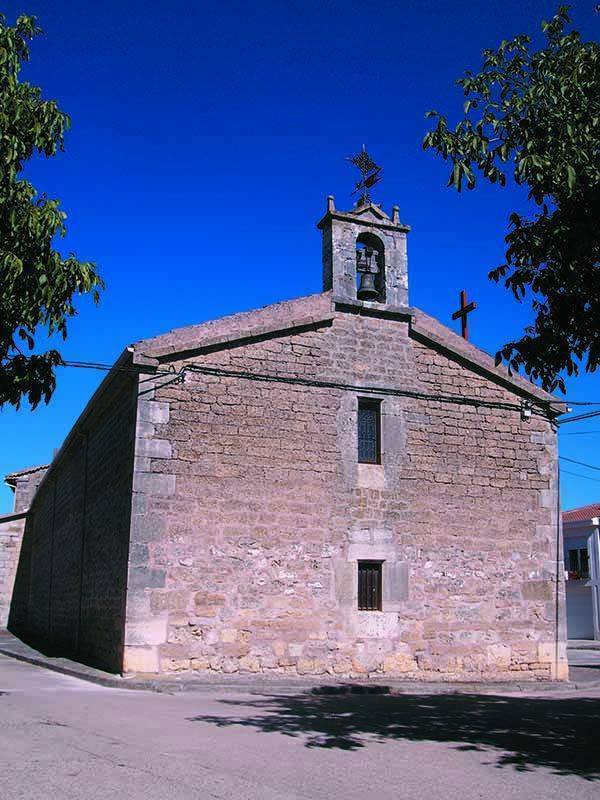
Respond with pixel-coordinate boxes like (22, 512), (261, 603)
(563, 503), (600, 523)
(5, 464), (49, 487)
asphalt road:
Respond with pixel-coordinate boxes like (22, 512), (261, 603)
(1, 655), (599, 800)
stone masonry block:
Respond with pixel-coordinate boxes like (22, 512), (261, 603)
(131, 493), (148, 515)
(122, 645), (160, 674)
(357, 463), (385, 489)
(132, 472), (176, 497)
(487, 643), (511, 668)
(522, 580), (554, 602)
(129, 542), (149, 566)
(136, 438), (173, 459)
(538, 641), (567, 664)
(138, 400), (170, 424)
(383, 561), (408, 605)
(130, 512), (166, 542)
(348, 544), (396, 562)
(128, 566), (166, 591)
(134, 457), (152, 473)
(334, 560), (355, 605)
(125, 591), (152, 620)
(136, 420), (156, 438)
(124, 617), (168, 646)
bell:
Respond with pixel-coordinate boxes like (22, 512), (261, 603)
(357, 271), (380, 301)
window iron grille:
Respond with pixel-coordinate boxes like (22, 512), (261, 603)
(568, 547), (590, 580)
(358, 560), (382, 611)
(358, 399), (381, 464)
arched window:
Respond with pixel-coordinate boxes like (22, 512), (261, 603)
(355, 232), (385, 302)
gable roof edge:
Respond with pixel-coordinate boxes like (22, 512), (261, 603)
(409, 319), (566, 414)
(133, 313), (336, 363)
(132, 293), (336, 362)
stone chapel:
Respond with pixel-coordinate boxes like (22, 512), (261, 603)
(0, 196), (568, 681)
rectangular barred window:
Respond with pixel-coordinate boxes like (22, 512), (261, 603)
(357, 399), (381, 464)
(358, 561), (382, 611)
(568, 547), (590, 580)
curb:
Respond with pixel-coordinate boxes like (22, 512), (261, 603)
(2, 643), (600, 695)
(0, 645), (138, 690)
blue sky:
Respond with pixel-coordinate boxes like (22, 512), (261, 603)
(1, 0), (599, 512)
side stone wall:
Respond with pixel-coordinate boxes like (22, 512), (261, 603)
(0, 515), (27, 628)
(124, 308), (566, 681)
(8, 371), (138, 672)
(0, 468), (47, 628)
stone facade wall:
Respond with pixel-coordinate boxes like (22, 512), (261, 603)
(9, 372), (137, 672)
(124, 306), (567, 681)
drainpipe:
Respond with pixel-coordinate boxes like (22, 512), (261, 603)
(555, 464), (562, 678)
(590, 517), (600, 641)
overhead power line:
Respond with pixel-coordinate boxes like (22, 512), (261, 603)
(182, 363), (540, 415)
(560, 468), (600, 484)
(64, 359), (538, 415)
(560, 430), (600, 436)
(58, 358), (600, 421)
(562, 402), (600, 406)
(559, 455), (600, 473)
(558, 409), (600, 425)
(62, 360), (154, 376)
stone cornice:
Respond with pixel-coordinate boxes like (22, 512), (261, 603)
(317, 209), (411, 234)
(332, 296), (415, 322)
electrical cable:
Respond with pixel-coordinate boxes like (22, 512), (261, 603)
(559, 401), (600, 406)
(182, 362), (540, 415)
(61, 360), (159, 376)
(559, 455), (600, 473)
(560, 430), (600, 436)
(560, 468), (600, 484)
(57, 358), (600, 423)
(63, 358), (541, 415)
(558, 409), (600, 425)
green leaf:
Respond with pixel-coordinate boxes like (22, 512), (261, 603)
(422, 5), (600, 391)
(0, 13), (102, 409)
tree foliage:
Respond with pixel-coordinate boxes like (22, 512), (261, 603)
(0, 14), (102, 408)
(423, 6), (600, 393)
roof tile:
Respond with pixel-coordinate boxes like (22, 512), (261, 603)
(563, 503), (600, 523)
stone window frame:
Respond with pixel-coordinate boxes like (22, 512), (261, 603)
(337, 541), (408, 614)
(357, 397), (382, 465)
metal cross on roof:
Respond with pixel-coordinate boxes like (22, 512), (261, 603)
(451, 289), (476, 341)
(345, 145), (382, 205)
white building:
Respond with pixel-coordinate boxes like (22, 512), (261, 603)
(563, 503), (600, 640)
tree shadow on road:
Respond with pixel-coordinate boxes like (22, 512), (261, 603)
(188, 689), (600, 779)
